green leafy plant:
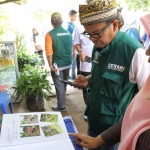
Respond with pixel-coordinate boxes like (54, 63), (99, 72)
(125, 0), (150, 11)
(15, 32), (27, 53)
(20, 132), (28, 138)
(18, 51), (42, 72)
(13, 64), (53, 107)
(0, 7), (11, 39)
(15, 32), (42, 72)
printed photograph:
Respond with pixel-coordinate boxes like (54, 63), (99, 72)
(20, 115), (38, 124)
(20, 125), (40, 138)
(41, 124), (62, 137)
(40, 114), (58, 122)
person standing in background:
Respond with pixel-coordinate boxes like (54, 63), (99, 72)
(67, 10), (77, 81)
(67, 10), (77, 34)
(73, 24), (93, 121)
(45, 12), (72, 111)
(32, 28), (45, 65)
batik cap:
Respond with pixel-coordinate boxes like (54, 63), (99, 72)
(79, 0), (124, 29)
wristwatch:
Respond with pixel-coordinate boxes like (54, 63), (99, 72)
(78, 50), (82, 55)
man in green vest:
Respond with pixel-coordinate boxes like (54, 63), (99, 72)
(45, 12), (72, 111)
(74, 0), (150, 150)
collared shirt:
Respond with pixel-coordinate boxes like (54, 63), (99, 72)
(67, 22), (75, 34)
(73, 25), (93, 72)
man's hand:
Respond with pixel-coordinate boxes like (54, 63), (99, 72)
(72, 51), (75, 58)
(75, 44), (89, 62)
(69, 133), (103, 149)
(74, 75), (89, 87)
(79, 52), (89, 62)
(50, 65), (57, 72)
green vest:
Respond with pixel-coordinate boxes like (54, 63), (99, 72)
(86, 31), (143, 134)
(49, 26), (72, 67)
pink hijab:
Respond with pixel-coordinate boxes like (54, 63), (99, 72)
(118, 14), (150, 150)
(118, 75), (150, 150)
(140, 13), (150, 40)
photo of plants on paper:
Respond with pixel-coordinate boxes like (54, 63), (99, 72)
(41, 124), (62, 137)
(40, 114), (58, 123)
(20, 125), (40, 138)
(20, 115), (38, 124)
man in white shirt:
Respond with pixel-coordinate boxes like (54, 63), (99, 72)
(73, 24), (93, 120)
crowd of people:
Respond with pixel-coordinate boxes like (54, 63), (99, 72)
(32, 0), (150, 149)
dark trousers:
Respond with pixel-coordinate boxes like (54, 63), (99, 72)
(76, 55), (80, 75)
(80, 71), (91, 105)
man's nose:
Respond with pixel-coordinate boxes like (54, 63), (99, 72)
(89, 36), (97, 42)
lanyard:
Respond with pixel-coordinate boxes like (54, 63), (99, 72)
(90, 51), (102, 86)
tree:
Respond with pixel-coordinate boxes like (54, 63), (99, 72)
(125, 0), (150, 11)
(33, 9), (52, 23)
(0, 7), (11, 37)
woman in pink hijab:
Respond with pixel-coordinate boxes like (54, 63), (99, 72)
(69, 13), (150, 150)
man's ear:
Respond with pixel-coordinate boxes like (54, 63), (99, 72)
(112, 20), (119, 31)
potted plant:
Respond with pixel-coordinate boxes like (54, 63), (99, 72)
(13, 64), (53, 111)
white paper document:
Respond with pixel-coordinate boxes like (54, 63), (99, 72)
(0, 112), (74, 150)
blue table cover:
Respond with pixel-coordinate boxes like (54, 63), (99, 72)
(63, 116), (84, 150)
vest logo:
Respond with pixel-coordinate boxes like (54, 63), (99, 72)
(107, 63), (125, 72)
(57, 33), (70, 36)
(92, 51), (99, 64)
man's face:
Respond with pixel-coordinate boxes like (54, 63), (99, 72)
(83, 21), (117, 48)
(70, 14), (77, 22)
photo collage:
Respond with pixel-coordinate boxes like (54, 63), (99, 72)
(19, 114), (62, 138)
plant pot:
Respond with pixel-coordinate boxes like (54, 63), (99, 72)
(26, 94), (44, 111)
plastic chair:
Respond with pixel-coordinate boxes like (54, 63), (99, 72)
(0, 92), (14, 114)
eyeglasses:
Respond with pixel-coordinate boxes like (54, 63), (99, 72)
(82, 23), (110, 39)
